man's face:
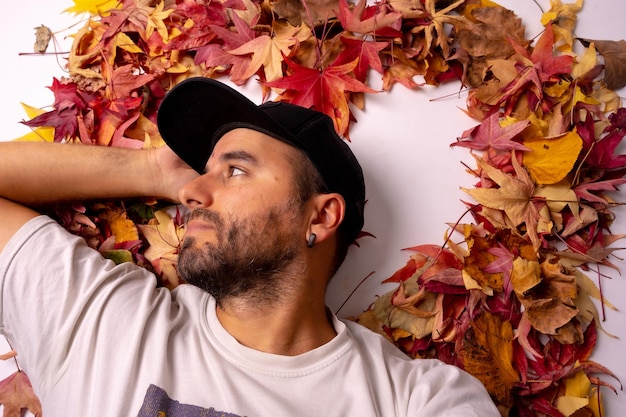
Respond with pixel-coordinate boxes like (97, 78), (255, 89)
(176, 128), (308, 305)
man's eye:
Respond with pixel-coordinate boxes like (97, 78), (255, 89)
(230, 166), (245, 177)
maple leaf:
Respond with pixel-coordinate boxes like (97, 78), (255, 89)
(451, 111), (531, 152)
(575, 108), (626, 172)
(194, 13), (258, 84)
(13, 103), (55, 143)
(228, 20), (311, 82)
(22, 108), (79, 143)
(332, 35), (389, 82)
(100, 0), (155, 44)
(136, 207), (185, 289)
(573, 178), (626, 204)
(462, 153), (544, 250)
(410, 0), (466, 58)
(106, 64), (155, 100)
(381, 59), (422, 91)
(0, 371), (42, 417)
(488, 24), (573, 113)
(511, 23), (574, 84)
(145, 1), (175, 42)
(265, 55), (377, 136)
(165, 0), (227, 50)
(337, 0), (402, 35)
(483, 243), (515, 295)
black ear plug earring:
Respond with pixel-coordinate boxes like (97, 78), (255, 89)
(307, 233), (317, 248)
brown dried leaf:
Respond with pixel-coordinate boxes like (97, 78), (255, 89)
(463, 311), (519, 407)
(578, 38), (626, 90)
(33, 25), (52, 53)
(271, 0), (339, 26)
(456, 5), (528, 87)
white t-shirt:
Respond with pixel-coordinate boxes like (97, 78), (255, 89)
(0, 216), (499, 417)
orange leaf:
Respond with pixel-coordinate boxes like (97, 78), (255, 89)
(463, 311), (519, 407)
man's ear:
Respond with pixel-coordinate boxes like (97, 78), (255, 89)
(307, 193), (345, 245)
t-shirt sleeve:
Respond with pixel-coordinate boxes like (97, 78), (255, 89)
(0, 215), (163, 392)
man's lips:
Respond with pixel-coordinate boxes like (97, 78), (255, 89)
(185, 219), (215, 234)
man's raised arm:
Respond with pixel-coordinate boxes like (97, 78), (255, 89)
(0, 141), (199, 251)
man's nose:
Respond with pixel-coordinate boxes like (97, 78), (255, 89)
(178, 175), (214, 209)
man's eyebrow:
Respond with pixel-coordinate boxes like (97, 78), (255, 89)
(220, 150), (258, 165)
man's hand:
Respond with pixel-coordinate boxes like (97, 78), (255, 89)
(152, 145), (200, 203)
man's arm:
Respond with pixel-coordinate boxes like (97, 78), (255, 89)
(0, 141), (199, 251)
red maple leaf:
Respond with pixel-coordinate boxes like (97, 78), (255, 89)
(107, 64), (155, 99)
(21, 78), (99, 142)
(264, 56), (377, 136)
(166, 0), (227, 50)
(573, 178), (626, 203)
(498, 24), (573, 112)
(333, 35), (389, 82)
(576, 107), (626, 171)
(195, 10), (257, 75)
(450, 111), (531, 152)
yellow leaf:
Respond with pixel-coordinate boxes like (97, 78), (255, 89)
(100, 208), (139, 244)
(462, 269), (494, 295)
(572, 85), (600, 107)
(555, 369), (590, 416)
(12, 103), (54, 142)
(522, 130), (583, 185)
(572, 41), (598, 79)
(65, 0), (121, 15)
(511, 257), (541, 296)
(544, 79), (570, 98)
(540, 0), (583, 52)
(146, 1), (175, 42)
(113, 32), (143, 54)
(20, 102), (47, 120)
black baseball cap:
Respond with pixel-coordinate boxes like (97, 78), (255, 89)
(156, 77), (366, 242)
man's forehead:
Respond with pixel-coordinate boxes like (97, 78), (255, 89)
(204, 128), (302, 172)
(210, 128), (298, 158)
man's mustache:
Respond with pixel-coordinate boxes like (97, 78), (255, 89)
(186, 208), (224, 228)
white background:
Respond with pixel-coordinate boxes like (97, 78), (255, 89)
(0, 0), (624, 415)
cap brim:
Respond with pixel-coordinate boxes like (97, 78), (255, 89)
(157, 78), (294, 173)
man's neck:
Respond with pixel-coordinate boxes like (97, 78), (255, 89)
(215, 297), (337, 356)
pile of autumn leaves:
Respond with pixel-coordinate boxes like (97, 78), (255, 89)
(3, 0), (626, 415)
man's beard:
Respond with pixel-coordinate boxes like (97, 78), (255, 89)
(177, 202), (304, 306)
